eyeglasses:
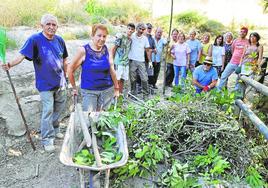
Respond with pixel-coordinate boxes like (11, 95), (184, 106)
(204, 63), (212, 66)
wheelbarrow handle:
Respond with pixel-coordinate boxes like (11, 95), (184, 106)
(73, 94), (78, 106)
(114, 97), (118, 111)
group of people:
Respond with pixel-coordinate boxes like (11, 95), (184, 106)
(1, 13), (264, 152)
(165, 26), (263, 93)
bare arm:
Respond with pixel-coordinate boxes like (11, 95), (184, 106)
(198, 48), (202, 61)
(238, 46), (247, 66)
(67, 47), (85, 91)
(145, 48), (152, 62)
(109, 60), (119, 97)
(221, 55), (225, 70)
(110, 45), (118, 64)
(2, 54), (25, 70)
(186, 53), (190, 68)
(209, 79), (217, 88)
(192, 79), (204, 89)
(257, 45), (264, 64)
(208, 44), (212, 57)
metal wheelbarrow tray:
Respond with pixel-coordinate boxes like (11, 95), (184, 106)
(59, 106), (129, 171)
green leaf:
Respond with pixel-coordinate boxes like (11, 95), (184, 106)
(154, 149), (164, 161)
(134, 149), (144, 158)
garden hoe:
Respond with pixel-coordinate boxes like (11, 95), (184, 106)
(0, 27), (35, 150)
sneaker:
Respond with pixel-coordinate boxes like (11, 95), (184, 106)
(44, 145), (55, 152)
(55, 132), (64, 139)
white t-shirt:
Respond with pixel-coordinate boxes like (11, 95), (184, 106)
(171, 43), (191, 66)
(128, 33), (150, 62)
(212, 46), (225, 66)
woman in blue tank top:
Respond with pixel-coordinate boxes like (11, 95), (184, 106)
(68, 24), (119, 111)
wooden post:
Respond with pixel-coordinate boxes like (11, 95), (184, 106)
(162, 0), (174, 95)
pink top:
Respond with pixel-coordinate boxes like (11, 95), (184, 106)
(171, 43), (191, 66)
(230, 38), (249, 65)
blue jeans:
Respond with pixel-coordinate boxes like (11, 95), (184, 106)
(39, 87), (67, 146)
(81, 86), (114, 112)
(174, 65), (187, 86)
(217, 63), (238, 90)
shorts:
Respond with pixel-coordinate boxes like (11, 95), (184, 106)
(115, 64), (129, 80)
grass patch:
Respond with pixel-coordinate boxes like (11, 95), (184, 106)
(0, 0), (90, 27)
(6, 37), (18, 50)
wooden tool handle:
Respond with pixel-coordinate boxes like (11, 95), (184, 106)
(76, 104), (91, 147)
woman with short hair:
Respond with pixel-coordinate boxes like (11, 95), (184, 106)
(68, 24), (119, 112)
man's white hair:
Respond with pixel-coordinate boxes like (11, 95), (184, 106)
(40, 14), (58, 25)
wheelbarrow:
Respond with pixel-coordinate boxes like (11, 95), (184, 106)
(59, 97), (128, 188)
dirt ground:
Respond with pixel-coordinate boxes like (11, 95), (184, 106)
(0, 117), (82, 188)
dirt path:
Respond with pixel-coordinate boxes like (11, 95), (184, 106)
(0, 119), (81, 188)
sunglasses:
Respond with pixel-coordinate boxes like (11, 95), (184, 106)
(204, 63), (212, 66)
(139, 28), (145, 31)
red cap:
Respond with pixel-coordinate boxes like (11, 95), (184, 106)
(240, 26), (248, 33)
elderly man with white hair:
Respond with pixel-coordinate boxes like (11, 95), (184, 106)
(1, 14), (68, 152)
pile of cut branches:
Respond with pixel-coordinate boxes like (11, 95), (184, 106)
(124, 95), (253, 175)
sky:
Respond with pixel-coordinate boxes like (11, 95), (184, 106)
(149, 0), (268, 27)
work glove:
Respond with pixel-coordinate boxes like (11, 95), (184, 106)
(203, 85), (210, 92)
(148, 61), (153, 69)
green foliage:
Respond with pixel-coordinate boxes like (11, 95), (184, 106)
(53, 2), (90, 24)
(176, 11), (204, 26)
(209, 89), (236, 114)
(162, 160), (198, 188)
(0, 0), (90, 27)
(246, 166), (267, 187)
(85, 0), (150, 24)
(73, 149), (95, 166)
(194, 145), (230, 186)
(157, 11), (226, 36)
(61, 32), (77, 40)
(199, 20), (225, 35)
(6, 37), (18, 50)
(112, 133), (170, 185)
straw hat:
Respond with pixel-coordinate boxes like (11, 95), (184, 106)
(203, 56), (213, 64)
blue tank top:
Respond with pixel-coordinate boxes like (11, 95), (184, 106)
(81, 44), (113, 90)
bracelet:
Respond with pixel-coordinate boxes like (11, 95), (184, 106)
(114, 87), (119, 90)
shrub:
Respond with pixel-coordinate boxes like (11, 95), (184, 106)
(199, 20), (225, 35)
(176, 11), (205, 26)
(157, 11), (226, 37)
(85, 0), (150, 25)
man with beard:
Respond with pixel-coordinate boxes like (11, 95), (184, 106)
(193, 56), (218, 93)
